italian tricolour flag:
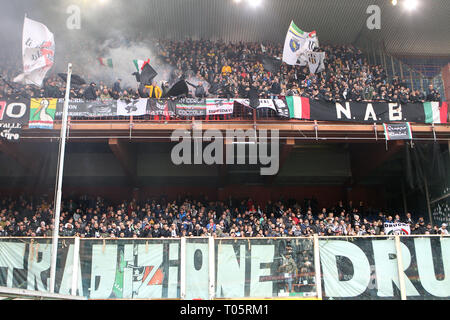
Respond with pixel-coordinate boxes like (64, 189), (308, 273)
(286, 96), (311, 120)
(133, 59), (147, 72)
(423, 101), (448, 124)
(98, 58), (113, 68)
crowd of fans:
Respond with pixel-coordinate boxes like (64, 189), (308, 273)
(0, 195), (448, 238)
(0, 38), (442, 103)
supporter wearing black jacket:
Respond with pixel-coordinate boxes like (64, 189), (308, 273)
(151, 224), (162, 238)
(113, 79), (121, 93)
(84, 82), (98, 100)
(160, 224), (171, 238)
(44, 80), (60, 98)
(270, 77), (281, 96)
(426, 84), (440, 101)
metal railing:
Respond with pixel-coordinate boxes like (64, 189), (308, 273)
(0, 235), (449, 300)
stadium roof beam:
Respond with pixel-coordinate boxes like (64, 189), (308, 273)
(348, 140), (405, 186)
(108, 138), (138, 186)
(0, 141), (40, 175)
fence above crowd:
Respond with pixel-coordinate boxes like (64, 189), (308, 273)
(1, 97), (448, 142)
(1, 97), (448, 124)
(0, 235), (448, 300)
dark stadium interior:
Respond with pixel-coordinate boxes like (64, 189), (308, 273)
(0, 139), (447, 215)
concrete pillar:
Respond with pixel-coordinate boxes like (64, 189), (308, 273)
(441, 63), (450, 101)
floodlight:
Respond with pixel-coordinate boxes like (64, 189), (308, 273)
(248, 0), (263, 8)
(403, 0), (419, 11)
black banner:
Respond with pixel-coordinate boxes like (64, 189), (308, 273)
(1, 98), (447, 124)
(55, 99), (117, 118)
(147, 99), (176, 117)
(0, 123), (22, 141)
(308, 100), (445, 124)
(273, 98), (290, 118)
(0, 100), (30, 125)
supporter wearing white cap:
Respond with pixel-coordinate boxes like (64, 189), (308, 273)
(439, 223), (448, 235)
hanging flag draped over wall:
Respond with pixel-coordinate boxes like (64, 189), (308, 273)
(274, 99), (290, 118)
(235, 99), (278, 112)
(0, 123), (22, 141)
(0, 99), (29, 141)
(117, 99), (148, 116)
(99, 58), (113, 68)
(13, 17), (55, 87)
(175, 98), (207, 117)
(1, 97), (447, 125)
(285, 96), (311, 120)
(383, 123), (413, 141)
(206, 99), (234, 115)
(147, 99), (176, 117)
(29, 98), (57, 129)
(423, 101), (448, 124)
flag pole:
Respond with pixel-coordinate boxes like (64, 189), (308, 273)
(49, 63), (72, 293)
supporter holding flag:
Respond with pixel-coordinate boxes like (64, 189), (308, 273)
(283, 21), (310, 66)
(113, 79), (122, 93)
(84, 82), (98, 100)
(139, 59), (158, 86)
(14, 16), (55, 87)
(98, 57), (113, 68)
(146, 81), (162, 99)
(186, 80), (207, 98)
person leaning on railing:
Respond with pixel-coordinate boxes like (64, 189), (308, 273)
(84, 82), (98, 100)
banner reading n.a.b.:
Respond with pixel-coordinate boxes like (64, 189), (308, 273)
(29, 98), (57, 129)
(287, 99), (448, 124)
